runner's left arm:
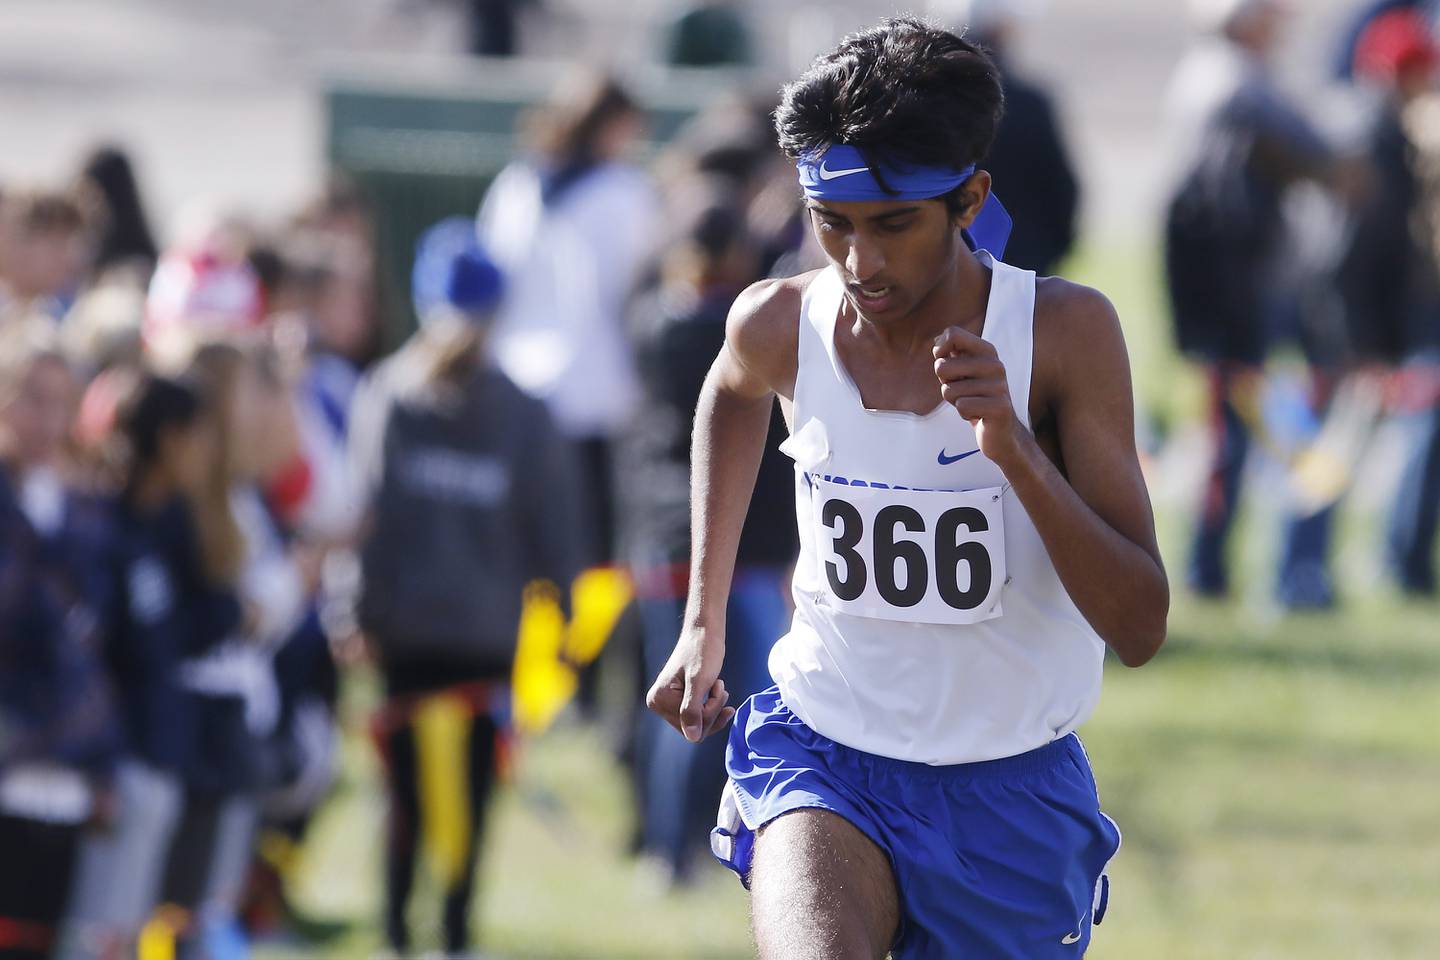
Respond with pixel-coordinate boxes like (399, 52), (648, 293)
(934, 284), (1168, 666)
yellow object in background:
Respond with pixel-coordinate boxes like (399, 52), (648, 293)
(511, 570), (634, 737)
(565, 567), (633, 668)
(512, 580), (577, 736)
(414, 692), (474, 890)
(137, 906), (185, 960)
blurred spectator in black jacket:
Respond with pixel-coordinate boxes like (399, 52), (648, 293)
(1343, 9), (1440, 595)
(1336, 8), (1440, 364)
(933, 0), (1080, 274)
(620, 182), (797, 886)
(352, 221), (582, 956)
(1162, 0), (1339, 597)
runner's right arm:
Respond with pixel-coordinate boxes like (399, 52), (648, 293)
(646, 277), (802, 742)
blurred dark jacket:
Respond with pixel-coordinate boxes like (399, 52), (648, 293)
(353, 355), (584, 667)
(0, 468), (119, 775)
(106, 495), (239, 773)
(985, 58), (1080, 276)
(1163, 42), (1334, 364)
(1336, 100), (1440, 361)
(620, 285), (797, 571)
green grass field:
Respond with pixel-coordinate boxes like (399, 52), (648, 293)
(274, 589), (1440, 959)
(265, 246), (1440, 958)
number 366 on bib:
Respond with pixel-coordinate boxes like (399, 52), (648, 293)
(810, 476), (1007, 626)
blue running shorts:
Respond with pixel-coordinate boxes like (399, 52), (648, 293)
(711, 686), (1122, 959)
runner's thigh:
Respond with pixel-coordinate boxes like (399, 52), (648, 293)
(749, 808), (899, 960)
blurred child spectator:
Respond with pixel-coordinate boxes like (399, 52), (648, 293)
(478, 70), (660, 567)
(161, 342), (305, 959)
(266, 232), (376, 454)
(246, 232), (366, 544)
(235, 230), (373, 944)
(76, 146), (160, 289)
(620, 187), (796, 886)
(350, 220), (582, 956)
(143, 221), (265, 372)
(59, 372), (222, 960)
(0, 190), (95, 326)
(0, 326), (118, 959)
(290, 174), (387, 356)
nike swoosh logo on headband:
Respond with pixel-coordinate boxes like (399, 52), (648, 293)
(818, 161), (870, 180)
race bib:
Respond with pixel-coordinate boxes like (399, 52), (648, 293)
(809, 476), (1006, 625)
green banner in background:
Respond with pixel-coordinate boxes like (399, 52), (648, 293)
(324, 58), (742, 345)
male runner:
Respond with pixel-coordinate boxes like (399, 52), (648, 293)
(647, 16), (1169, 960)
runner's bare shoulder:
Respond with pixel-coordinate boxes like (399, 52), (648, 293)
(724, 270), (822, 401)
(1031, 275), (1129, 411)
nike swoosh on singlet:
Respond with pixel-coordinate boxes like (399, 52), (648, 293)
(937, 448), (981, 465)
(818, 162), (870, 180)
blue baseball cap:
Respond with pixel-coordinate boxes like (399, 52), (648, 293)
(412, 217), (505, 320)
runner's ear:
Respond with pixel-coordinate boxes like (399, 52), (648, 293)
(946, 170), (992, 231)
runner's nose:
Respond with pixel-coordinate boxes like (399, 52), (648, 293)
(845, 233), (885, 285)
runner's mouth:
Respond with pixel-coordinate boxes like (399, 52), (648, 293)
(850, 284), (896, 309)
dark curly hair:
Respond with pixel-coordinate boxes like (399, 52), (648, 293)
(775, 17), (1004, 207)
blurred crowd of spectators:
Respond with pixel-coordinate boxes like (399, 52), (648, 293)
(0, 60), (831, 959)
(0, 147), (390, 958)
(1163, 0), (1440, 606)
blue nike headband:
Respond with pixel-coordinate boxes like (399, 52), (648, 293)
(797, 143), (1013, 259)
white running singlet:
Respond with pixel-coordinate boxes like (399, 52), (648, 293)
(768, 252), (1105, 765)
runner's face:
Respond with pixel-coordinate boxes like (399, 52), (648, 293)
(807, 197), (961, 323)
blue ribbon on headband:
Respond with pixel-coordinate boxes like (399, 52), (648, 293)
(797, 143), (1013, 259)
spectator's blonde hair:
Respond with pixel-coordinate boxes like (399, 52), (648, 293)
(183, 341), (251, 585)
